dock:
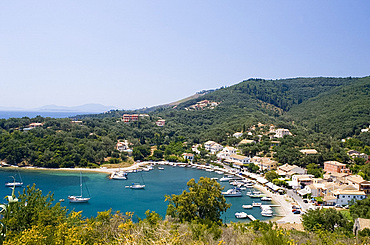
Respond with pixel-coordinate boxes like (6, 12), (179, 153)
(247, 214), (257, 221)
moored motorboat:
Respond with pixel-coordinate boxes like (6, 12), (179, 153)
(220, 177), (233, 182)
(235, 212), (248, 219)
(110, 171), (128, 180)
(222, 188), (242, 197)
(242, 204), (253, 209)
(261, 196), (272, 201)
(261, 209), (273, 217)
(158, 167), (164, 170)
(252, 202), (262, 207)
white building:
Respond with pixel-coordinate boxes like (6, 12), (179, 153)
(229, 154), (250, 165)
(274, 128), (292, 138)
(216, 146), (237, 160)
(332, 190), (367, 205)
(233, 132), (243, 138)
(204, 141), (223, 154)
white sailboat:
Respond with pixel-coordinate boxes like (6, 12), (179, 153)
(5, 170), (23, 187)
(68, 171), (90, 203)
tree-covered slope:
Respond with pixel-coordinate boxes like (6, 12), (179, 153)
(287, 76), (370, 138)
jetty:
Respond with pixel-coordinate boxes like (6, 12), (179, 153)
(247, 214), (257, 221)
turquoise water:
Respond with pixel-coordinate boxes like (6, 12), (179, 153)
(0, 167), (276, 223)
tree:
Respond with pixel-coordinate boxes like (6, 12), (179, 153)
(350, 197), (370, 219)
(165, 177), (231, 225)
(265, 171), (279, 182)
(307, 163), (324, 178)
(302, 208), (352, 232)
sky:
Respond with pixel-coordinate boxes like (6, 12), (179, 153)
(1, 1), (369, 110)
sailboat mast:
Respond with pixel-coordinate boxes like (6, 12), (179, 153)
(80, 171), (83, 197)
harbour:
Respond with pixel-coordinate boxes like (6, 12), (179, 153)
(0, 165), (278, 223)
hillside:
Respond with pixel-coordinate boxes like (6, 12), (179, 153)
(76, 76), (370, 141)
(154, 77), (369, 140)
(287, 76), (370, 138)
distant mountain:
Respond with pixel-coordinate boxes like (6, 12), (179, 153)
(37, 104), (117, 113)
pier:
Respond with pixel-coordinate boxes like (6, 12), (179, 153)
(247, 214), (257, 221)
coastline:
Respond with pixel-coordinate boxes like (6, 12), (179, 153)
(2, 161), (153, 175)
(252, 183), (301, 224)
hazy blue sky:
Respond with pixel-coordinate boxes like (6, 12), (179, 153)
(1, 1), (369, 110)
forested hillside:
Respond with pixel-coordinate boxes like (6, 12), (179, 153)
(287, 76), (370, 138)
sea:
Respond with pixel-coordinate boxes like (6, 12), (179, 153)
(0, 111), (91, 119)
(0, 166), (277, 223)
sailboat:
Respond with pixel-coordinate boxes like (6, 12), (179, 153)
(5, 170), (23, 187)
(68, 171), (90, 203)
(130, 172), (145, 189)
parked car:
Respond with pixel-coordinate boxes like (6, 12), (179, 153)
(293, 210), (301, 214)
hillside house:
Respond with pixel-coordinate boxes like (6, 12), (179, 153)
(116, 141), (129, 152)
(252, 157), (277, 171)
(348, 150), (369, 161)
(291, 174), (315, 189)
(354, 218), (370, 235)
(273, 128), (292, 138)
(300, 149), (318, 155)
(332, 190), (367, 205)
(239, 139), (256, 145)
(155, 119), (166, 127)
(122, 114), (139, 122)
(277, 163), (306, 178)
(324, 161), (351, 174)
(229, 154), (250, 165)
(204, 141), (223, 154)
(233, 132), (243, 138)
(346, 175), (370, 195)
(182, 153), (194, 161)
(191, 144), (202, 154)
(216, 146), (237, 160)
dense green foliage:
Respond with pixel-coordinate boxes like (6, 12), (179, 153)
(1, 185), (370, 244)
(165, 177), (231, 224)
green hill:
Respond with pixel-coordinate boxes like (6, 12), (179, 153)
(154, 76), (370, 141)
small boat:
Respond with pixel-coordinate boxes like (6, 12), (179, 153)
(250, 194), (266, 198)
(147, 166), (154, 170)
(211, 177), (218, 180)
(235, 212), (248, 219)
(240, 187), (247, 191)
(252, 202), (262, 207)
(205, 168), (214, 172)
(215, 171), (224, 175)
(130, 183), (145, 189)
(246, 191), (252, 196)
(261, 196), (272, 201)
(68, 171), (90, 203)
(5, 171), (23, 187)
(142, 167), (150, 172)
(110, 171), (128, 180)
(222, 188), (242, 197)
(245, 184), (254, 188)
(59, 199), (65, 202)
(242, 205), (253, 209)
(261, 209), (273, 217)
(158, 167), (164, 170)
(220, 177), (233, 182)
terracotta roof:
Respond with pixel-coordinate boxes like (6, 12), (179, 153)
(300, 149), (318, 154)
(357, 218), (370, 231)
(324, 161), (346, 167)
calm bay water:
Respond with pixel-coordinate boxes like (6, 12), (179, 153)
(0, 166), (275, 223)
